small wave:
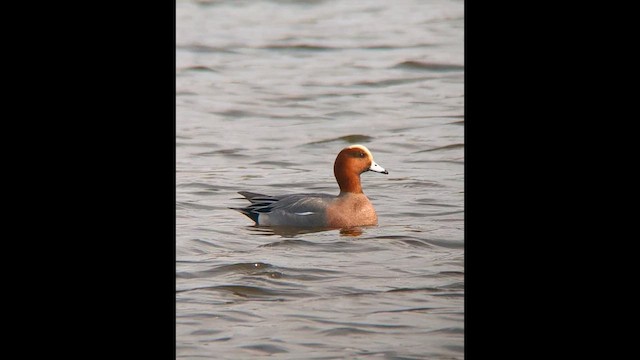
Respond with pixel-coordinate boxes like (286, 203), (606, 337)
(399, 239), (437, 248)
(177, 182), (215, 189)
(261, 238), (378, 253)
(393, 61), (464, 72)
(320, 327), (377, 336)
(180, 65), (218, 73)
(177, 183), (220, 195)
(393, 180), (446, 188)
(386, 286), (443, 294)
(353, 76), (432, 88)
(407, 160), (464, 165)
(324, 110), (366, 117)
(413, 143), (464, 153)
(176, 201), (217, 211)
(195, 148), (248, 157)
(438, 271), (464, 276)
(176, 44), (236, 54)
(250, 160), (300, 167)
(370, 307), (436, 314)
(429, 209), (464, 217)
(260, 44), (335, 52)
(190, 329), (221, 336)
(206, 284), (317, 300)
(211, 109), (258, 118)
(426, 326), (464, 335)
(362, 43), (436, 50)
(178, 261), (341, 282)
(422, 238), (464, 249)
(306, 134), (374, 145)
(241, 344), (288, 355)
(356, 351), (424, 360)
(311, 317), (413, 330)
(189, 285), (281, 298)
(369, 235), (437, 249)
(177, 262), (275, 279)
(259, 239), (319, 248)
(413, 199), (459, 208)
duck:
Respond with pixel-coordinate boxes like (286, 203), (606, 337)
(231, 144), (388, 228)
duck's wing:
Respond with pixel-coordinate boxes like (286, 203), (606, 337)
(232, 192), (334, 226)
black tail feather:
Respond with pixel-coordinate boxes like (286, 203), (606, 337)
(232, 191), (278, 224)
(238, 191), (270, 202)
(229, 207), (260, 224)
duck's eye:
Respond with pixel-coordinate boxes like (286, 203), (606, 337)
(358, 152), (365, 158)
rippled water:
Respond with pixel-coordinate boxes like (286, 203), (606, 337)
(177, 0), (463, 358)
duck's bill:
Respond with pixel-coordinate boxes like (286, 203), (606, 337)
(369, 161), (388, 174)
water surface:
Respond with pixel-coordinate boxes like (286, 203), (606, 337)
(177, 0), (464, 358)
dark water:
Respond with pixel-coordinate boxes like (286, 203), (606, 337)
(177, 0), (463, 358)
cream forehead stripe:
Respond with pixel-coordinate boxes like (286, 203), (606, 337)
(346, 144), (373, 159)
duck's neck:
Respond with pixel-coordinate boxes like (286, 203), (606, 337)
(336, 173), (363, 195)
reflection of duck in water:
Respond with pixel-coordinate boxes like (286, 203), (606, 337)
(232, 145), (388, 229)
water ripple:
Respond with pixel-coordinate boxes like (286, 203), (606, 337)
(179, 65), (218, 73)
(392, 60), (464, 72)
(353, 76), (432, 88)
(176, 44), (236, 54)
(371, 307), (437, 314)
(194, 148), (248, 157)
(262, 238), (385, 252)
(176, 201), (217, 211)
(306, 134), (375, 145)
(320, 327), (377, 336)
(413, 143), (464, 153)
(260, 44), (336, 52)
(177, 261), (341, 282)
(178, 284), (313, 300)
(241, 344), (288, 355)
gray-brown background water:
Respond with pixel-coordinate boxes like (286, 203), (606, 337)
(176, 0), (463, 358)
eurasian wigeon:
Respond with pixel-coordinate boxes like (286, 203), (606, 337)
(232, 144), (388, 228)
